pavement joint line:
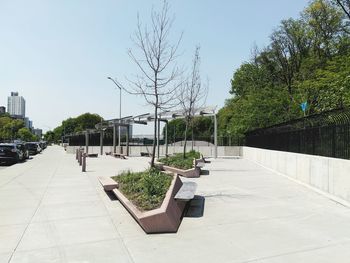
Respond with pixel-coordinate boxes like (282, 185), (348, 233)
(30, 214), (111, 224)
(0, 162), (39, 189)
(12, 237), (126, 255)
(167, 213), (320, 233)
(7, 152), (65, 263)
(239, 238), (350, 263)
(85, 166), (136, 263)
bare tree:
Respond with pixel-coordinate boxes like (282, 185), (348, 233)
(178, 46), (208, 158)
(335, 0), (350, 20)
(116, 1), (182, 167)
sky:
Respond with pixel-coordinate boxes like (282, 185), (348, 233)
(0, 0), (310, 134)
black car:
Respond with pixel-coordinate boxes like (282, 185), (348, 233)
(0, 143), (25, 164)
(16, 143), (29, 160)
(25, 142), (41, 155)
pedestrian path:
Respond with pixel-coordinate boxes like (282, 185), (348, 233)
(1, 146), (350, 262)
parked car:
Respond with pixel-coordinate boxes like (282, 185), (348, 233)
(39, 141), (47, 150)
(0, 143), (25, 164)
(15, 143), (29, 160)
(25, 142), (41, 155)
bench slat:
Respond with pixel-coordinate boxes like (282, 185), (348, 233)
(98, 176), (118, 191)
(175, 182), (197, 201)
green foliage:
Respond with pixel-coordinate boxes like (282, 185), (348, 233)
(43, 131), (55, 143)
(158, 150), (200, 170)
(18, 128), (37, 142)
(219, 0), (350, 137)
(112, 168), (172, 211)
(47, 113), (103, 143)
(166, 117), (213, 141)
(0, 116), (36, 141)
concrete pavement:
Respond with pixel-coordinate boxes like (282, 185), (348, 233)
(1, 146), (350, 262)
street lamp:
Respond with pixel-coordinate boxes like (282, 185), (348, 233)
(107, 77), (122, 153)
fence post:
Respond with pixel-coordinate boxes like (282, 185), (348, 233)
(332, 126), (336, 157)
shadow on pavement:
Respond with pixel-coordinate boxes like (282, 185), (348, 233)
(184, 195), (205, 218)
(200, 169), (210, 176)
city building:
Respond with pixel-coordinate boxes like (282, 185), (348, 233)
(0, 106), (5, 114)
(7, 92), (25, 118)
(33, 128), (43, 139)
(24, 117), (33, 130)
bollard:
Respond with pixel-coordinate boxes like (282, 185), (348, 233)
(75, 149), (78, 160)
(79, 150), (83, 166)
(82, 153), (86, 172)
(78, 149), (82, 163)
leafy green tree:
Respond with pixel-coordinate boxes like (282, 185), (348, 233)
(18, 128), (36, 142)
(49, 113), (103, 143)
(0, 117), (26, 141)
(218, 0), (350, 138)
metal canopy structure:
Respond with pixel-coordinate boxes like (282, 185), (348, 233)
(66, 106), (218, 158)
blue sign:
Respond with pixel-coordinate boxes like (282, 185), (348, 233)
(300, 101), (308, 112)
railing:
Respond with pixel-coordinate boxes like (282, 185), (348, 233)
(66, 133), (244, 147)
(245, 108), (350, 160)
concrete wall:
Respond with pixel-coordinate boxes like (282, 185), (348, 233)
(65, 145), (242, 157)
(242, 146), (350, 204)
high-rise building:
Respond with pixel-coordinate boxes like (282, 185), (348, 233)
(0, 106), (5, 114)
(7, 92), (25, 118)
(24, 117), (33, 130)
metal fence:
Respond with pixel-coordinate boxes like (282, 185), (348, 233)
(66, 131), (244, 147)
(245, 108), (350, 160)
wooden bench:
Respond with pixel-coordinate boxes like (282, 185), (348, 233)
(140, 152), (151, 157)
(174, 181), (197, 201)
(112, 153), (126, 159)
(87, 153), (98, 158)
(98, 176), (119, 191)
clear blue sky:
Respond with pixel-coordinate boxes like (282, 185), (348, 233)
(0, 0), (309, 134)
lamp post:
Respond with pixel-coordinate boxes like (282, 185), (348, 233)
(107, 77), (122, 153)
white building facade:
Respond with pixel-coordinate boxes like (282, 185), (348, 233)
(7, 92), (25, 117)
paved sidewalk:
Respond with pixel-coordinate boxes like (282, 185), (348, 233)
(1, 146), (350, 262)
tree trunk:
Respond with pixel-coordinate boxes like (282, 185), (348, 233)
(150, 106), (158, 167)
(191, 120), (194, 151)
(183, 119), (189, 159)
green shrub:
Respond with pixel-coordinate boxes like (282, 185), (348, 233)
(158, 150), (201, 170)
(112, 168), (172, 211)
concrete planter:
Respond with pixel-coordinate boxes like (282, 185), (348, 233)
(162, 165), (200, 178)
(154, 159), (201, 178)
(112, 175), (186, 234)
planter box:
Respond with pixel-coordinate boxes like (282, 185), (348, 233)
(154, 159), (201, 178)
(162, 165), (200, 178)
(112, 175), (186, 233)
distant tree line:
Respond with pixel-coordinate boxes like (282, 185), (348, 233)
(0, 113), (39, 142)
(44, 113), (103, 143)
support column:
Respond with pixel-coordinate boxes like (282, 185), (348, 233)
(100, 130), (104, 156)
(126, 125), (130, 156)
(165, 121), (168, 157)
(214, 114), (218, 158)
(85, 132), (89, 154)
(113, 124), (117, 153)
